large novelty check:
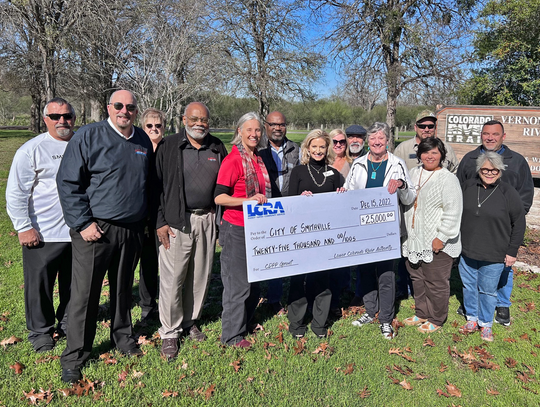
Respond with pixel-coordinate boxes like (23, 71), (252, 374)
(243, 187), (402, 283)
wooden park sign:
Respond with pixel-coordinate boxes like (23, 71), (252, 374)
(436, 105), (540, 178)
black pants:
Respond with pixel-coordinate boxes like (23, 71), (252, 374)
(139, 225), (159, 318)
(23, 242), (71, 345)
(288, 271), (332, 337)
(61, 219), (143, 370)
(219, 220), (260, 345)
(359, 260), (395, 324)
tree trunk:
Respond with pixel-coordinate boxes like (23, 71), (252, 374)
(30, 94), (41, 134)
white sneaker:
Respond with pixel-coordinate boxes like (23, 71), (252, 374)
(380, 323), (395, 340)
(352, 313), (374, 327)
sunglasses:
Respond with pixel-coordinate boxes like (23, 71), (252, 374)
(417, 124), (435, 130)
(46, 113), (73, 121)
(146, 123), (162, 129)
(480, 168), (500, 175)
(333, 139), (346, 146)
(110, 102), (137, 112)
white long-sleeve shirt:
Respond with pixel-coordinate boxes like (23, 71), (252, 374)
(402, 167), (462, 263)
(6, 132), (71, 242)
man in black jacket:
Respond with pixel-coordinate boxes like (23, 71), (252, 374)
(456, 119), (534, 326)
(57, 90), (153, 382)
(259, 111), (300, 314)
(156, 102), (227, 360)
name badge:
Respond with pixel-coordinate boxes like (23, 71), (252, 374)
(323, 171), (334, 177)
(408, 154), (416, 159)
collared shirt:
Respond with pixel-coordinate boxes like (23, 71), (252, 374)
(270, 140), (287, 190)
(182, 136), (221, 209)
(107, 117), (135, 140)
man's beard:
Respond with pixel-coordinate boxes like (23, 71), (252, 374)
(186, 123), (209, 140)
(269, 131), (284, 144)
(349, 142), (363, 154)
(56, 127), (72, 139)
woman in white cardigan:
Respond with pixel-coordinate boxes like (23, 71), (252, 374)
(401, 137), (463, 333)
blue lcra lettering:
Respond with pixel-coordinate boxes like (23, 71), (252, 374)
(247, 201), (285, 218)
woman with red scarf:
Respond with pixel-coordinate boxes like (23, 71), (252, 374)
(215, 112), (271, 348)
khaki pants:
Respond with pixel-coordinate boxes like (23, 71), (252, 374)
(158, 212), (216, 339)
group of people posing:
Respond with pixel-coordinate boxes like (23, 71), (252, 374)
(6, 92), (533, 383)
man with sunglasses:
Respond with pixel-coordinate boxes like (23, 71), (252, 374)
(57, 90), (154, 382)
(259, 111), (300, 315)
(6, 97), (75, 353)
(394, 110), (459, 173)
(155, 102), (227, 360)
(456, 119), (534, 326)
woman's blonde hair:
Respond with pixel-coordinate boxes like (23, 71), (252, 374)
(300, 129), (335, 165)
(329, 128), (352, 164)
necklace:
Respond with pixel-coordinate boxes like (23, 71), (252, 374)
(307, 163), (327, 188)
(411, 168), (436, 229)
(309, 164), (323, 174)
(477, 184), (499, 208)
(369, 153), (387, 179)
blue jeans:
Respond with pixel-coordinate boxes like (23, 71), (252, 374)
(496, 266), (513, 308)
(459, 256), (504, 328)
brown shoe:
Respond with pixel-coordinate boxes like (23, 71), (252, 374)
(188, 325), (207, 342)
(161, 338), (178, 360)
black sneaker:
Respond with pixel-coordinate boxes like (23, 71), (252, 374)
(495, 306), (510, 326)
(456, 304), (465, 317)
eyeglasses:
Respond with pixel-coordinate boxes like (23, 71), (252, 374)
(267, 122), (287, 128)
(417, 124), (435, 130)
(46, 113), (73, 121)
(333, 139), (346, 146)
(480, 168), (500, 175)
(186, 116), (209, 124)
(146, 123), (162, 129)
(110, 102), (137, 112)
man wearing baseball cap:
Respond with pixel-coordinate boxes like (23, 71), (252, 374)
(345, 124), (368, 160)
(394, 110), (459, 172)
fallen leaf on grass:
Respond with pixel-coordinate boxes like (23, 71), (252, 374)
(230, 360), (241, 373)
(162, 390), (179, 398)
(445, 381), (462, 397)
(520, 333), (530, 341)
(504, 337), (517, 343)
(118, 365), (130, 384)
(439, 363), (448, 372)
(357, 386), (371, 398)
(205, 384), (216, 400)
(293, 340), (305, 355)
(9, 231), (16, 236)
(516, 371), (534, 383)
(403, 346), (412, 353)
(522, 386), (539, 394)
(10, 362), (24, 374)
(389, 348), (402, 355)
(452, 334), (462, 343)
(523, 364), (536, 375)
(414, 373), (428, 380)
(393, 365), (411, 376)
(487, 388), (500, 395)
(132, 370), (144, 378)
(35, 355), (59, 364)
(1, 335), (22, 349)
(401, 353), (416, 362)
(137, 336), (153, 346)
(423, 337), (435, 347)
(178, 374), (186, 382)
(254, 324), (265, 332)
(451, 320), (459, 328)
(264, 350), (271, 360)
(399, 379), (413, 390)
(343, 363), (354, 375)
(134, 382), (145, 389)
(22, 388), (54, 405)
(388, 375), (400, 384)
(437, 388), (451, 397)
(275, 332), (283, 343)
(57, 388), (72, 397)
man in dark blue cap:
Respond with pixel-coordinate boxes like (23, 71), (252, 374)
(345, 124), (368, 160)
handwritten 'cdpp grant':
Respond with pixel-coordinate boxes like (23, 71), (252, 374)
(242, 187), (401, 283)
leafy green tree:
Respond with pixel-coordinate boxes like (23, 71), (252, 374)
(458, 0), (540, 106)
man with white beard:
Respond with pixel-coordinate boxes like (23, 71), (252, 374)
(345, 124), (368, 160)
(155, 102), (228, 360)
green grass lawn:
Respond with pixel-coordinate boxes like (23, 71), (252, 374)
(2, 130), (540, 406)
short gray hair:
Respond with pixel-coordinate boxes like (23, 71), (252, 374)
(476, 151), (506, 173)
(231, 112), (266, 149)
(366, 122), (390, 142)
(43, 97), (75, 117)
